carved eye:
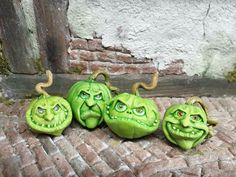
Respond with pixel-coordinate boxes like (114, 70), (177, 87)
(94, 93), (102, 100)
(174, 110), (185, 119)
(115, 101), (127, 112)
(80, 91), (90, 99)
(37, 107), (45, 114)
(53, 104), (60, 112)
(133, 107), (145, 116)
(191, 115), (203, 123)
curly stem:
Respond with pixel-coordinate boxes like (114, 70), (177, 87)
(35, 70), (53, 96)
(131, 72), (158, 96)
(186, 96), (218, 126)
(89, 69), (119, 93)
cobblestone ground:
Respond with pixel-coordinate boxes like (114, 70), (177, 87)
(0, 97), (236, 177)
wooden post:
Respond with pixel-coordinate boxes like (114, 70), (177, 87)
(0, 0), (37, 74)
(33, 0), (70, 73)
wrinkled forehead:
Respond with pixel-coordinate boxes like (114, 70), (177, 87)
(77, 83), (101, 94)
(113, 93), (149, 108)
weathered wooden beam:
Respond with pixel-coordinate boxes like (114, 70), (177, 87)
(33, 0), (70, 73)
(1, 74), (236, 98)
(0, 0), (37, 74)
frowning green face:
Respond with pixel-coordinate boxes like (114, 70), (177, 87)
(162, 104), (209, 150)
(104, 93), (160, 139)
(67, 80), (112, 129)
(26, 96), (72, 136)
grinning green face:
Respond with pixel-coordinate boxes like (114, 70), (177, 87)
(104, 93), (160, 139)
(162, 104), (209, 150)
(26, 96), (72, 136)
(67, 80), (112, 129)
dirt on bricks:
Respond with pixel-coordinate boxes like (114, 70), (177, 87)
(0, 97), (236, 177)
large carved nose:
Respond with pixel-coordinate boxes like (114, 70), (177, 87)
(44, 113), (54, 121)
(86, 97), (96, 107)
(180, 117), (191, 128)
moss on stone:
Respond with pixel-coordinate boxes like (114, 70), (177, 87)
(226, 64), (236, 82)
(0, 96), (15, 106)
(0, 41), (10, 75)
(34, 58), (45, 74)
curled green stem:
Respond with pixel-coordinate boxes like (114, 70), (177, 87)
(89, 69), (119, 93)
(35, 70), (53, 96)
(131, 72), (158, 96)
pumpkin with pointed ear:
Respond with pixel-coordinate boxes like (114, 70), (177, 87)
(67, 70), (118, 129)
(26, 70), (72, 136)
(162, 97), (218, 150)
(104, 72), (160, 139)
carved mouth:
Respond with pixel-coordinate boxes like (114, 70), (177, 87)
(30, 111), (69, 128)
(107, 114), (158, 127)
(80, 110), (101, 120)
(166, 122), (204, 139)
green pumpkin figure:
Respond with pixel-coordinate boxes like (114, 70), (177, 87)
(26, 70), (72, 136)
(67, 70), (118, 129)
(104, 72), (161, 139)
(162, 97), (218, 150)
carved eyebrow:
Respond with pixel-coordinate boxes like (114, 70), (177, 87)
(173, 108), (187, 114)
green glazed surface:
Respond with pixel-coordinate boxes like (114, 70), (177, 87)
(67, 80), (112, 129)
(104, 93), (160, 139)
(162, 104), (209, 150)
(26, 95), (72, 136)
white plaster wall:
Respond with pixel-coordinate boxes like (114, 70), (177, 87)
(68, 0), (236, 79)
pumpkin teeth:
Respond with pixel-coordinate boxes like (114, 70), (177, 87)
(167, 122), (204, 139)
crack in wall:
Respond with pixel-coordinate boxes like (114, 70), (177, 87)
(203, 2), (211, 38)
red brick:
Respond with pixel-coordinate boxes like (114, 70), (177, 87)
(93, 161), (114, 176)
(124, 64), (140, 74)
(160, 59), (184, 76)
(5, 126), (24, 146)
(65, 129), (84, 149)
(2, 156), (22, 177)
(89, 62), (108, 73)
(116, 52), (133, 63)
(69, 60), (89, 74)
(71, 38), (88, 50)
(124, 154), (141, 169)
(41, 168), (61, 177)
(88, 39), (103, 51)
(52, 152), (76, 177)
(80, 50), (97, 61)
(0, 139), (14, 159)
(22, 164), (40, 177)
(202, 161), (219, 176)
(69, 49), (79, 60)
(106, 168), (135, 177)
(141, 63), (157, 74)
(77, 144), (100, 165)
(54, 137), (79, 161)
(105, 45), (131, 54)
(32, 145), (54, 171)
(99, 148), (123, 170)
(39, 136), (59, 155)
(107, 64), (125, 75)
(135, 158), (187, 176)
(15, 142), (35, 168)
(81, 167), (97, 177)
(96, 51), (117, 63)
(82, 133), (108, 153)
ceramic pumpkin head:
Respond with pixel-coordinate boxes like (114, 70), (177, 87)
(67, 70), (118, 129)
(104, 72), (161, 139)
(26, 70), (72, 136)
(162, 97), (218, 150)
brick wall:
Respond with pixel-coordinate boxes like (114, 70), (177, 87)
(68, 38), (157, 75)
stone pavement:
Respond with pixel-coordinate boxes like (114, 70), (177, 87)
(0, 97), (236, 177)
